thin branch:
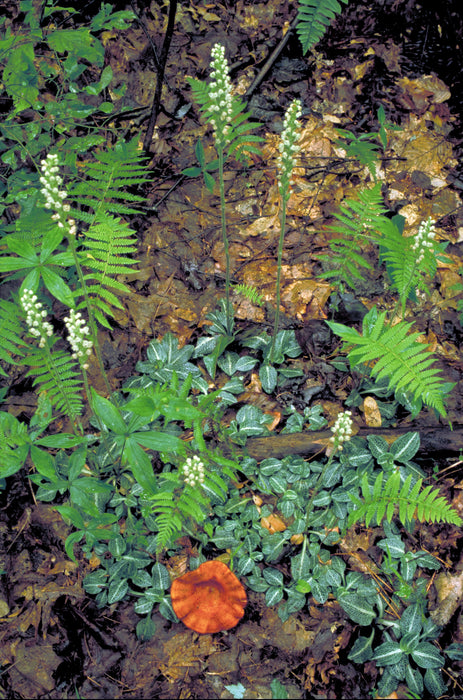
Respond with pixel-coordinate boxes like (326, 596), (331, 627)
(143, 0), (178, 152)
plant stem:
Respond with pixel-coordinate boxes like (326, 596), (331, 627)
(218, 146), (232, 334)
(269, 195), (287, 363)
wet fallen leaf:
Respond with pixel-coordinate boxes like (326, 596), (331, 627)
(430, 569), (463, 626)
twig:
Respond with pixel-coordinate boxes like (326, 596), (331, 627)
(143, 0), (178, 152)
(244, 14), (300, 99)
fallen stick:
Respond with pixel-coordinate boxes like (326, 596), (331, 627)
(240, 424), (463, 460)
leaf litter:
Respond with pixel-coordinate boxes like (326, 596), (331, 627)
(1, 0), (463, 698)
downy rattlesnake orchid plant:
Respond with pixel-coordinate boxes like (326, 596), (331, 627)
(187, 43), (263, 335)
(270, 98), (302, 364)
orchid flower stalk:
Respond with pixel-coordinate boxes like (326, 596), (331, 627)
(269, 99), (302, 363)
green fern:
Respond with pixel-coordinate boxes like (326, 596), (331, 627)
(317, 184), (390, 291)
(148, 463), (230, 551)
(23, 345), (83, 420)
(149, 479), (209, 551)
(297, 0), (349, 55)
(77, 213), (138, 328)
(334, 127), (382, 177)
(327, 306), (450, 416)
(187, 77), (263, 162)
(234, 283), (264, 306)
(348, 470), (462, 528)
(379, 219), (448, 315)
(0, 299), (26, 375)
(69, 137), (149, 220)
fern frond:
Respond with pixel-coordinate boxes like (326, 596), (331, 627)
(234, 283), (264, 306)
(317, 184), (390, 291)
(0, 300), (26, 374)
(318, 237), (374, 291)
(379, 222), (447, 314)
(297, 0), (349, 55)
(24, 346), (83, 420)
(379, 223), (418, 313)
(327, 306), (449, 416)
(78, 213), (138, 328)
(348, 471), (462, 527)
(69, 137), (149, 221)
(149, 483), (209, 551)
(187, 78), (263, 162)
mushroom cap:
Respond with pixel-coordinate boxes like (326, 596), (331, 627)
(171, 560), (247, 634)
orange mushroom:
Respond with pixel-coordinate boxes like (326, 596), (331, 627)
(170, 560), (247, 634)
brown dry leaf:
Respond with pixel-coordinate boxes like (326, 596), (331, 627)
(160, 633), (217, 682)
(261, 513), (287, 533)
(9, 640), (61, 696)
(241, 212), (280, 238)
(430, 569), (463, 626)
(368, 40), (402, 73)
(15, 581), (84, 638)
(397, 75), (451, 113)
(363, 396), (382, 428)
(401, 133), (453, 175)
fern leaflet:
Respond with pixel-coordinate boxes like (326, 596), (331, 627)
(23, 346), (83, 420)
(187, 78), (263, 161)
(297, 0), (349, 55)
(317, 184), (390, 291)
(379, 220), (448, 314)
(234, 283), (264, 306)
(348, 471), (462, 527)
(77, 213), (138, 328)
(69, 137), (150, 221)
(0, 299), (26, 374)
(327, 306), (450, 416)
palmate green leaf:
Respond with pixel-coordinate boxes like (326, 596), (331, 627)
(327, 306), (450, 416)
(123, 439), (157, 495)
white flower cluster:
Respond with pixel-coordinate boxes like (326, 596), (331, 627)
(411, 217), (436, 264)
(182, 455), (206, 488)
(64, 309), (93, 369)
(277, 99), (302, 200)
(329, 410), (353, 451)
(208, 43), (234, 149)
(40, 154), (77, 236)
(20, 288), (54, 348)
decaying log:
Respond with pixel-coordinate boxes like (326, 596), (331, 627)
(240, 424), (463, 461)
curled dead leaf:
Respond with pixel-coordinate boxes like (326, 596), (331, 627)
(430, 569), (463, 626)
(261, 514), (287, 533)
(362, 396), (382, 428)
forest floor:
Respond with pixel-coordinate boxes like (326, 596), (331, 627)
(1, 0), (463, 698)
